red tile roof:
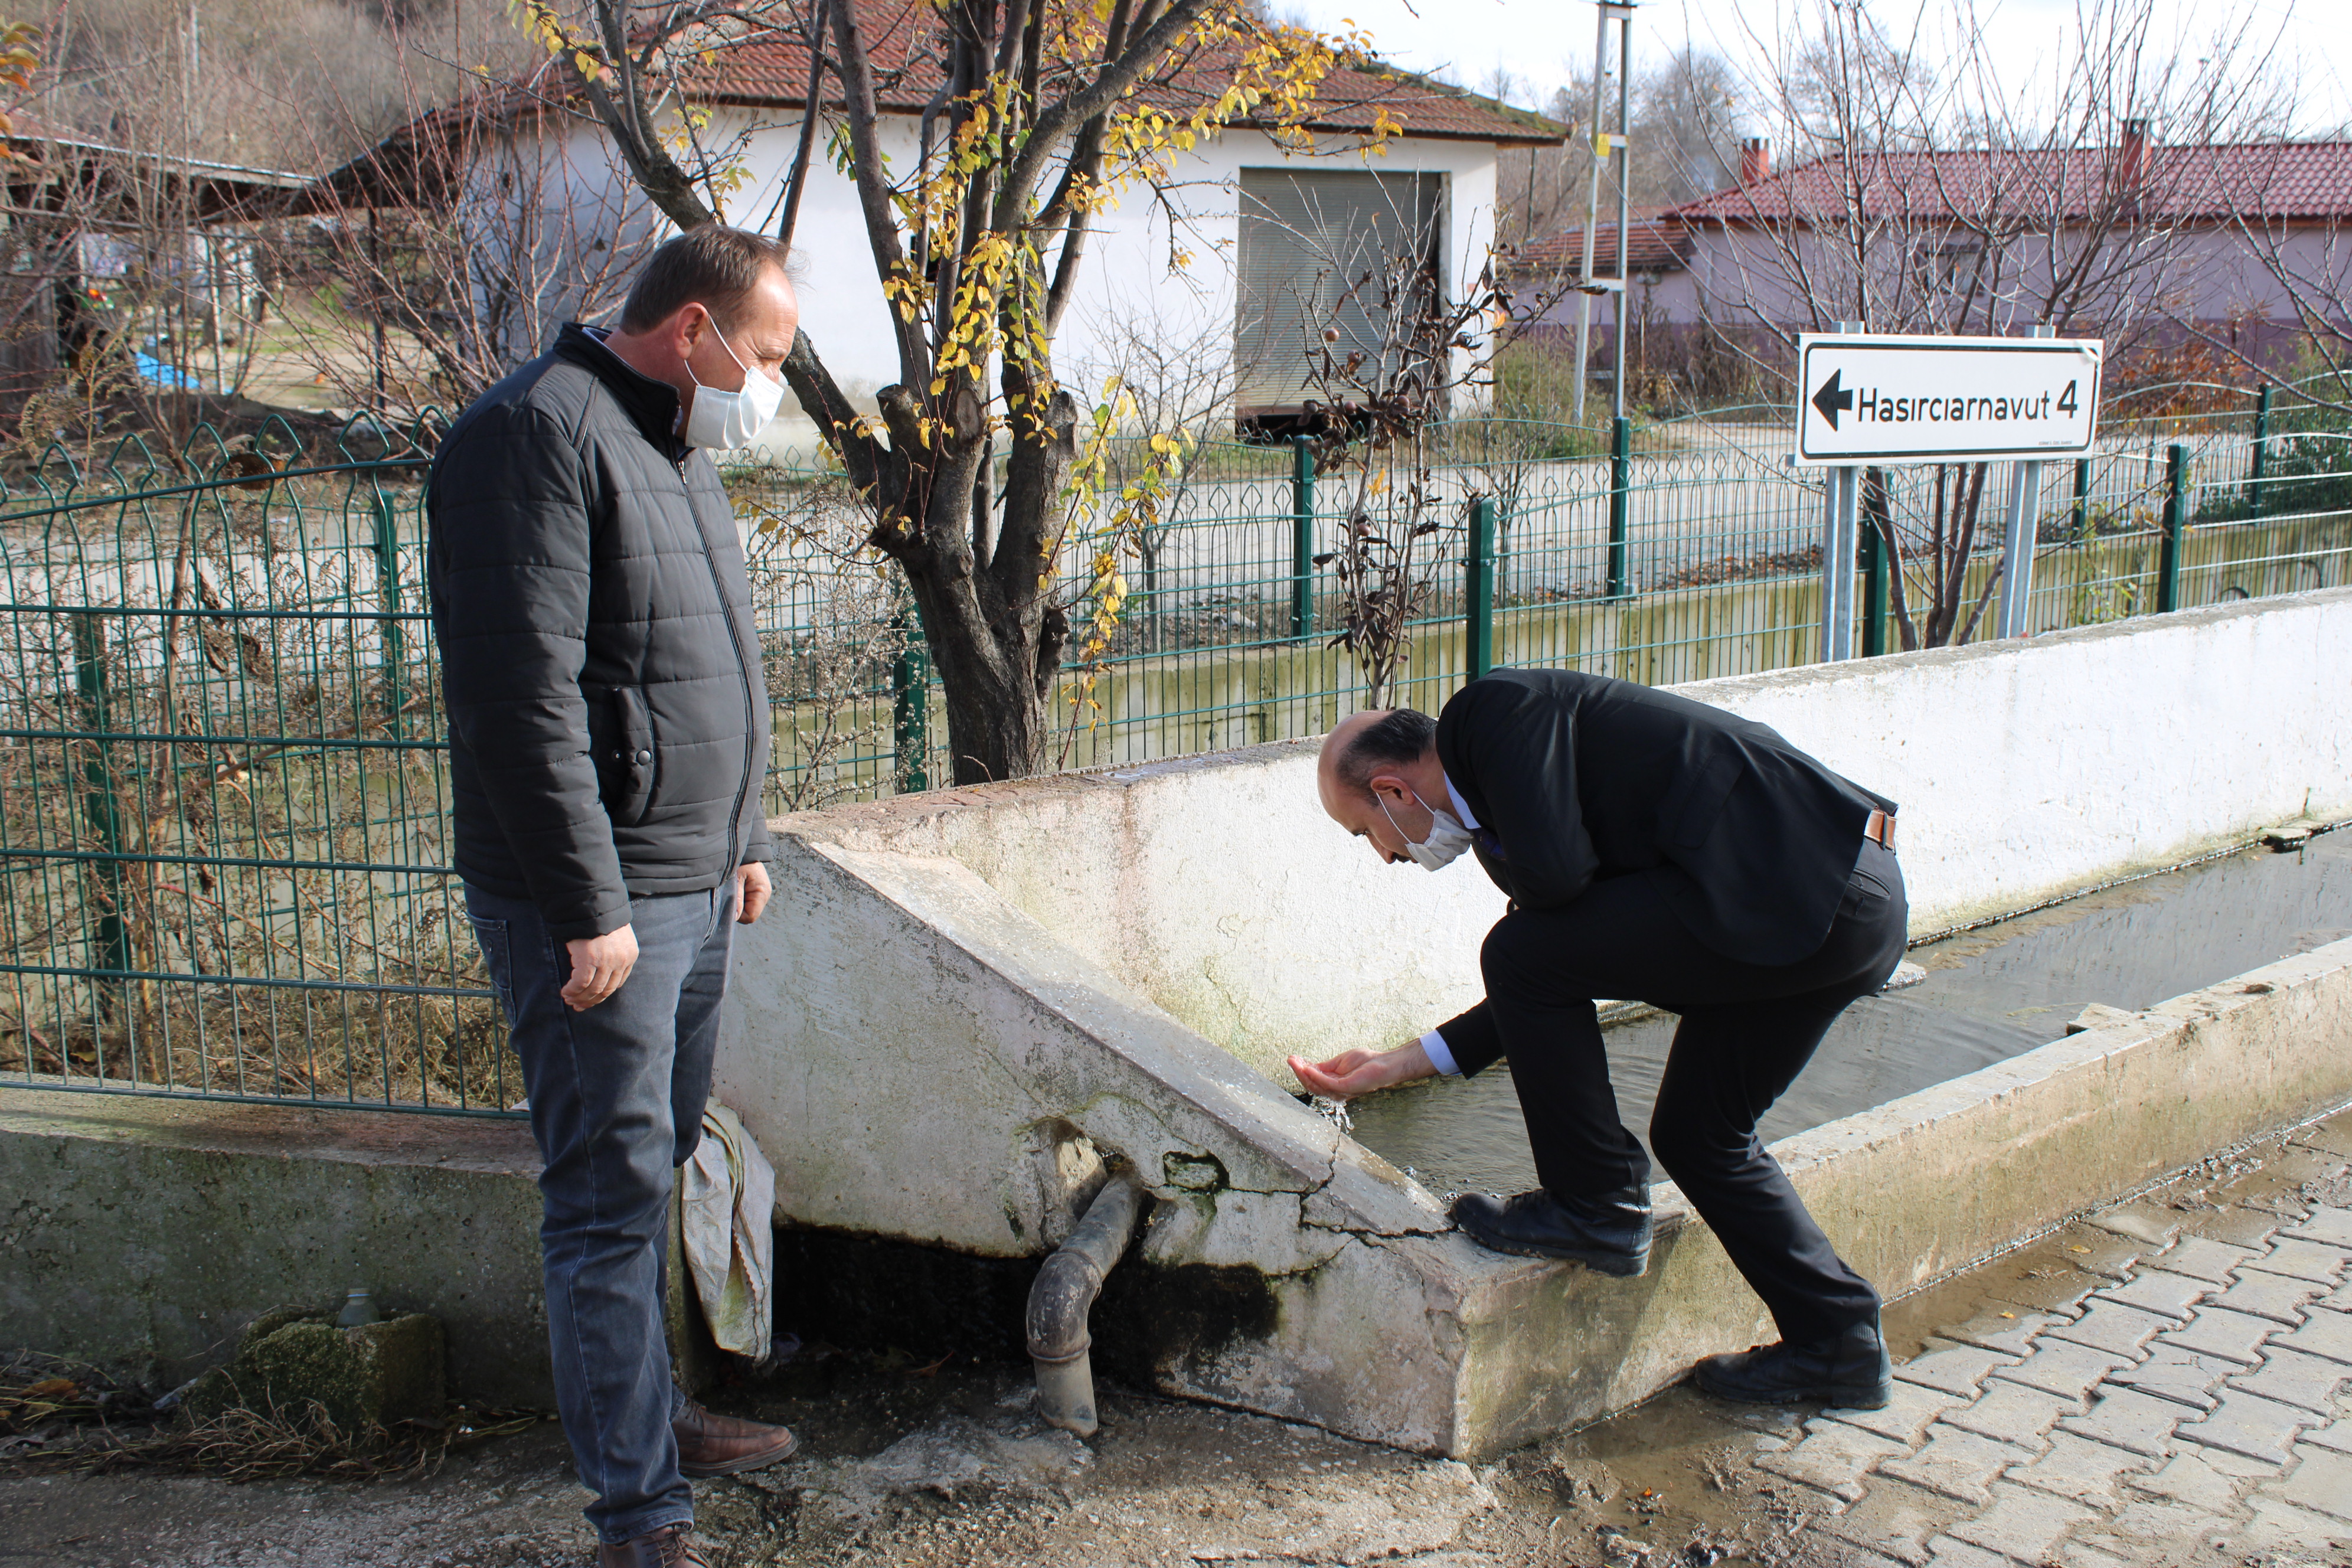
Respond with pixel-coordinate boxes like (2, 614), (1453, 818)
(1669, 140), (2352, 226)
(684, 0), (1564, 145)
(1511, 216), (1691, 276)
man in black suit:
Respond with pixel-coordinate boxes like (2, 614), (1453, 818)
(1290, 669), (1907, 1408)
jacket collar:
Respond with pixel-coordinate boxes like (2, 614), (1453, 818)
(554, 322), (685, 458)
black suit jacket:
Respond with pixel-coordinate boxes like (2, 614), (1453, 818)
(1430, 669), (1894, 1076)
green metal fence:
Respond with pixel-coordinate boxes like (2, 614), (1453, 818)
(0, 417), (511, 1113)
(5, 391), (2348, 1112)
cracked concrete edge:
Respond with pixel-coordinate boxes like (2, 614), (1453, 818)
(714, 837), (1452, 1249)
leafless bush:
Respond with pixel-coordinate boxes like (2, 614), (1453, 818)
(729, 466), (914, 810)
(1288, 220), (1536, 704)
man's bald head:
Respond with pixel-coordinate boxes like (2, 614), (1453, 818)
(1318, 708), (1445, 864)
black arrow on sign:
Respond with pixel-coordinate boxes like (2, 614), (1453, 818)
(1811, 368), (1855, 431)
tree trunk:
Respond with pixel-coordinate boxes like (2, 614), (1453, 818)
(783, 335), (1079, 787)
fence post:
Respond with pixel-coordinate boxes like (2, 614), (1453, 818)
(2250, 384), (2272, 511)
(72, 612), (131, 981)
(373, 488), (403, 736)
(1466, 496), (1496, 679)
(891, 608), (929, 794)
(2072, 457), (2092, 542)
(2158, 442), (2188, 615)
(1606, 416), (1631, 599)
(1290, 436), (1316, 639)
(1859, 502), (1887, 657)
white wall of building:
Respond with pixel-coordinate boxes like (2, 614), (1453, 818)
(579, 109), (1505, 454)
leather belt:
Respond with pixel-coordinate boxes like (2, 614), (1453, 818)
(1864, 809), (1898, 852)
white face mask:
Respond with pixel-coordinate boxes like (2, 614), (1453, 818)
(1378, 789), (1478, 871)
(682, 320), (785, 450)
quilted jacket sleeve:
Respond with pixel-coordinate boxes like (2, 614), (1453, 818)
(429, 404), (629, 940)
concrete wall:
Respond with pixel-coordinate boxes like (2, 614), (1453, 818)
(716, 803), (2352, 1453)
(756, 587), (2352, 1084)
(699, 589), (2352, 1452)
(0, 1093), (550, 1404)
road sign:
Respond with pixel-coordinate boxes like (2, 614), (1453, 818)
(1795, 333), (2103, 467)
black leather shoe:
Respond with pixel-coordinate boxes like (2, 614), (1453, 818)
(1693, 1313), (1893, 1409)
(1448, 1187), (1651, 1276)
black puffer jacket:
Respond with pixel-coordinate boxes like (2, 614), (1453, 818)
(427, 323), (771, 941)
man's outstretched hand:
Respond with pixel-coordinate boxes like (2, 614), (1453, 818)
(1287, 1040), (1438, 1100)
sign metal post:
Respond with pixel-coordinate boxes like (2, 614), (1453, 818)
(1817, 322), (1864, 663)
(1821, 462), (1861, 662)
(1994, 324), (2059, 639)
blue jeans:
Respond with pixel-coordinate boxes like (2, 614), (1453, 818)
(465, 880), (739, 1544)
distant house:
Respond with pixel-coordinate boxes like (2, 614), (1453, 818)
(0, 132), (302, 407)
(1514, 128), (2352, 401)
(325, 0), (1563, 443)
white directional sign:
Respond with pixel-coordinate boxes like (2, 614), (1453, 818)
(1795, 332), (2103, 467)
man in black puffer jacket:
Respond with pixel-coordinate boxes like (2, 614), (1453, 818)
(429, 226), (798, 1568)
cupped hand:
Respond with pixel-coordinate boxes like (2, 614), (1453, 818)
(1286, 1040), (1437, 1101)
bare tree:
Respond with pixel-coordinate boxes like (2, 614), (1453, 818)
(267, 52), (658, 414)
(518, 0), (1393, 783)
(1491, 47), (1742, 250)
(1696, 0), (2289, 649)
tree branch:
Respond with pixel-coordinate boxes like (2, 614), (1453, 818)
(994, 0), (1213, 228)
(828, 0), (931, 388)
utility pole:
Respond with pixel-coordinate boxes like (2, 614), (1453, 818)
(1572, 3), (1635, 424)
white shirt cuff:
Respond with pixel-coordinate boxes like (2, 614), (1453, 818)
(1419, 1028), (1462, 1077)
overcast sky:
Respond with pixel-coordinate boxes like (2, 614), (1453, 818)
(1281, 0), (2338, 138)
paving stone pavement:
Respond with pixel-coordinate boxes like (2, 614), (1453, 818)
(1780, 1115), (2352, 1567)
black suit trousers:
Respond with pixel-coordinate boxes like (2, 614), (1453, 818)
(1478, 837), (1907, 1342)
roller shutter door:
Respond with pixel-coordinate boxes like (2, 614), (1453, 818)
(1234, 168), (1446, 419)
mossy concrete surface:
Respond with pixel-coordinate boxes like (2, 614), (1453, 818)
(0, 1091), (548, 1405)
(179, 1311), (446, 1431)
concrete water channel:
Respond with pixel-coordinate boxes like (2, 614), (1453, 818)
(1350, 828), (2352, 1201)
(710, 590), (2352, 1457)
(7, 590), (2352, 1469)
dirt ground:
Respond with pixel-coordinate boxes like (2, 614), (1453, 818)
(3, 1121), (2346, 1568)
(0, 1361), (1828, 1568)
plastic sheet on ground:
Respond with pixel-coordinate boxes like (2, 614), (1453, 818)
(680, 1101), (775, 1358)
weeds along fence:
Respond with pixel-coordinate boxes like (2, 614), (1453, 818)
(4, 394), (2347, 1112)
(0, 419), (513, 1112)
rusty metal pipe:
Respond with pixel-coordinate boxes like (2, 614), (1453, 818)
(1025, 1173), (1142, 1436)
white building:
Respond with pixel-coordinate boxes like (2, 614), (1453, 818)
(397, 1), (1561, 450)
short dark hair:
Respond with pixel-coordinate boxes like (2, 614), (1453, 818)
(1332, 709), (1436, 793)
(618, 224), (790, 335)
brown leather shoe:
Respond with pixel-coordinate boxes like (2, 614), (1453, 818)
(671, 1397), (800, 1478)
(596, 1523), (708, 1567)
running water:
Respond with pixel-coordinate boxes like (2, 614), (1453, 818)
(1344, 829), (2352, 1199)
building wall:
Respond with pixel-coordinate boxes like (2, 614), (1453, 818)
(1519, 218), (2352, 350)
(539, 110), (1503, 454)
